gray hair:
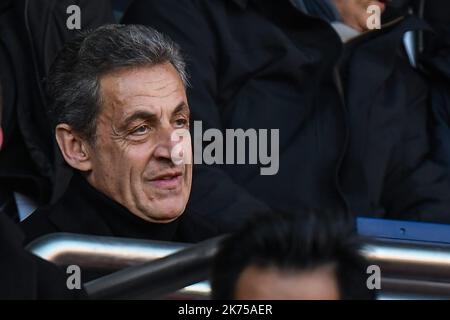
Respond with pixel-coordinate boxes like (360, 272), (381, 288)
(47, 24), (189, 143)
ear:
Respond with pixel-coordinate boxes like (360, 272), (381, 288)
(55, 124), (93, 172)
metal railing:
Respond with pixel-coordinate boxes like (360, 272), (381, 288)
(27, 233), (188, 270)
(27, 230), (450, 299)
(83, 236), (224, 299)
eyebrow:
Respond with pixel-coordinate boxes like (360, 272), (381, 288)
(173, 102), (190, 116)
(122, 110), (159, 129)
(121, 102), (190, 128)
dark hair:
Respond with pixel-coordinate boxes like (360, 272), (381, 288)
(211, 210), (375, 300)
(46, 24), (188, 143)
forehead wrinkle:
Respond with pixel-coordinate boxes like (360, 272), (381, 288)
(145, 78), (181, 93)
(118, 79), (181, 101)
(147, 87), (180, 99)
(99, 65), (187, 127)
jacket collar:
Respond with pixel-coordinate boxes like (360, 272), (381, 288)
(48, 173), (181, 240)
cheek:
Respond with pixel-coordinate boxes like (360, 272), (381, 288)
(185, 164), (192, 179)
(126, 143), (158, 182)
(183, 169), (193, 199)
(92, 142), (145, 184)
(95, 143), (125, 171)
(126, 150), (152, 177)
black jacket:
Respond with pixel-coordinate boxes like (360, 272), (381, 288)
(0, 212), (82, 299)
(0, 0), (113, 205)
(419, 1), (450, 173)
(21, 173), (220, 245)
(123, 0), (450, 230)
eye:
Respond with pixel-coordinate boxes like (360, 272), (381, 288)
(174, 118), (188, 128)
(130, 124), (151, 136)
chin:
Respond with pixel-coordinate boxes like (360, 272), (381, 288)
(145, 197), (187, 223)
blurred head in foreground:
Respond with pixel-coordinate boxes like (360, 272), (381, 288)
(211, 210), (375, 300)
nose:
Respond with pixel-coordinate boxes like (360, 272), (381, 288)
(153, 127), (178, 162)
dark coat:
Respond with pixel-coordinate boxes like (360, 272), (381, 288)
(0, 0), (113, 205)
(21, 173), (220, 245)
(123, 0), (450, 230)
(0, 212), (82, 299)
(419, 1), (450, 173)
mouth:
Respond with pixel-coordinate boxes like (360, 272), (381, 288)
(148, 170), (183, 190)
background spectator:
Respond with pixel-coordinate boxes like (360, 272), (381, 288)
(0, 0), (114, 221)
(0, 72), (80, 299)
(123, 0), (450, 230)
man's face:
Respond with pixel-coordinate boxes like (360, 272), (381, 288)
(333, 0), (387, 31)
(84, 63), (192, 223)
(234, 264), (340, 300)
